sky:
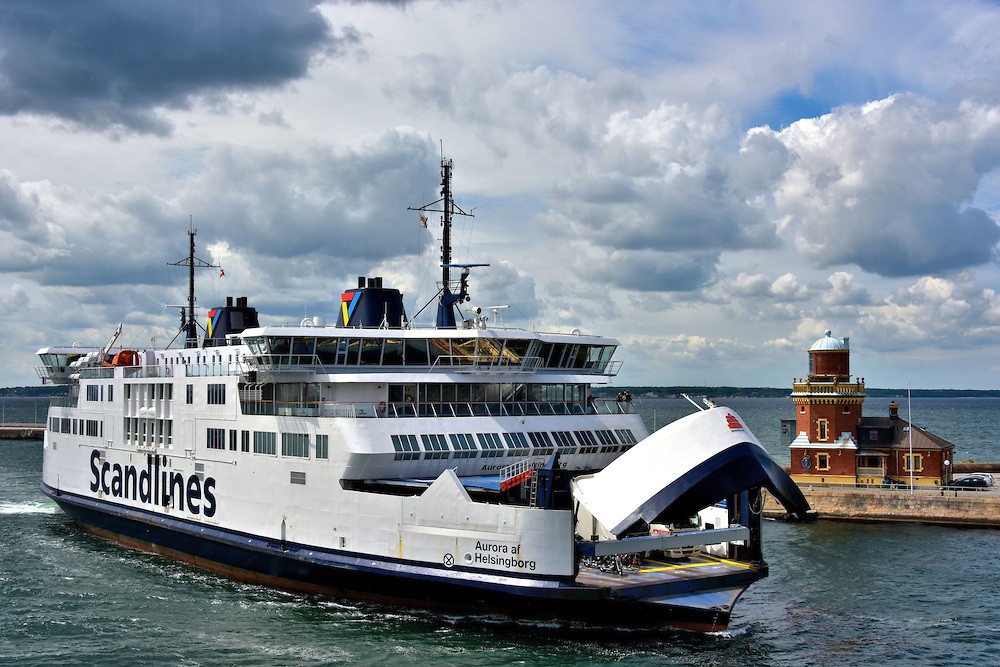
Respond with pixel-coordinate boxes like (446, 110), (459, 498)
(2, 0), (1000, 390)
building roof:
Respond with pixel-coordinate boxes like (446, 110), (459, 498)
(857, 416), (954, 452)
(810, 329), (850, 351)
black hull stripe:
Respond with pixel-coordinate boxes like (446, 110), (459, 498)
(41, 482), (746, 632)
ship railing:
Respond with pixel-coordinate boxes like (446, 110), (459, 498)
(238, 398), (635, 418)
(576, 526), (751, 558)
(184, 362), (244, 377)
(48, 396), (79, 408)
(250, 355), (622, 377)
(78, 367), (115, 380)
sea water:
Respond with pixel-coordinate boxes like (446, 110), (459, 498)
(3, 398), (1000, 666)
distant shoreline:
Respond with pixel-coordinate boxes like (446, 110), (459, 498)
(596, 387), (1000, 399)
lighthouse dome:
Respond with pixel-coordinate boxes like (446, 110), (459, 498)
(810, 330), (849, 351)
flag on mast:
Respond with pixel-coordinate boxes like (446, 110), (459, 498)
(419, 214), (428, 228)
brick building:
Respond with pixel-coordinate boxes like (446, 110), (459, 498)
(788, 331), (954, 487)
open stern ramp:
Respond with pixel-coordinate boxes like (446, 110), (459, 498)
(572, 407), (809, 538)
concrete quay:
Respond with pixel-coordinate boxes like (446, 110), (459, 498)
(764, 484), (1000, 528)
(0, 424), (44, 439)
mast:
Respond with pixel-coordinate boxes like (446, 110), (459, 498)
(169, 221), (219, 348)
(408, 155), (484, 328)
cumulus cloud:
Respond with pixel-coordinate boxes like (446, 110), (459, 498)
(0, 0), (335, 134)
(536, 103), (782, 292)
(764, 93), (1000, 276)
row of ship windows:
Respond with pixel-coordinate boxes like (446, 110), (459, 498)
(199, 427), (638, 461)
(390, 428), (638, 461)
(123, 383), (226, 405)
(50, 417), (103, 438)
(204, 428), (330, 459)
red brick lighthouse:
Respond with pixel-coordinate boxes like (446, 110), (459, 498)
(789, 330), (866, 484)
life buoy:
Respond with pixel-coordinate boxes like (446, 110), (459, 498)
(378, 401), (387, 412)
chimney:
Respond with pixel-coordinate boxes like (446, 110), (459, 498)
(888, 401), (900, 419)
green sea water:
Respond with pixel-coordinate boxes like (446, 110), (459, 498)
(3, 398), (1000, 665)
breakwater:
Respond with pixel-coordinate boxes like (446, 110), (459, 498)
(764, 485), (1000, 528)
(0, 424), (43, 439)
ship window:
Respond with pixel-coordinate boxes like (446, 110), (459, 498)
(206, 428), (226, 450)
(574, 430), (599, 454)
(316, 434), (329, 459)
(816, 453), (830, 470)
(316, 337), (339, 365)
(360, 338), (382, 365)
(207, 383), (226, 405)
(476, 433), (505, 457)
(186, 384), (194, 404)
(291, 337), (316, 365)
(267, 337), (291, 364)
(477, 338), (502, 363)
(344, 338), (361, 365)
(551, 431), (577, 455)
(382, 339), (403, 365)
(281, 433), (309, 458)
(427, 339), (451, 366)
(86, 385), (99, 401)
(419, 434), (450, 460)
(229, 429), (237, 451)
(503, 339), (531, 365)
(108, 385), (113, 402)
(527, 431), (554, 455)
(450, 433), (478, 458)
(404, 338), (429, 366)
(241, 430), (250, 452)
(502, 432), (530, 456)
(452, 338), (476, 364)
(253, 431), (277, 455)
(615, 429), (637, 445)
(391, 434), (420, 460)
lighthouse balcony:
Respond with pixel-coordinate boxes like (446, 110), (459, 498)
(791, 380), (865, 396)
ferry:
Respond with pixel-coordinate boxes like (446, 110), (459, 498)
(38, 157), (808, 633)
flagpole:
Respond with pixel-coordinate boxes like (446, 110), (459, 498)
(907, 382), (913, 494)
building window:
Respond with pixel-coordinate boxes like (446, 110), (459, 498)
(869, 430), (878, 441)
(316, 434), (329, 459)
(207, 383), (226, 405)
(904, 453), (923, 472)
(816, 453), (830, 470)
(800, 406), (805, 414)
(817, 419), (829, 442)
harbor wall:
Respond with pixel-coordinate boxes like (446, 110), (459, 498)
(0, 424), (44, 439)
(763, 486), (1000, 528)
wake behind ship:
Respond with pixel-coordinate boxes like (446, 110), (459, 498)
(38, 157), (808, 633)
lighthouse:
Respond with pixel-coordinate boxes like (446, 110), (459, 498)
(789, 330), (866, 484)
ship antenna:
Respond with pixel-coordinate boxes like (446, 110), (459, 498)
(408, 154), (485, 328)
(169, 217), (220, 348)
